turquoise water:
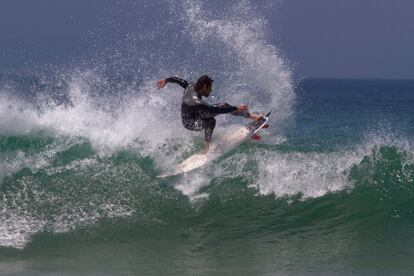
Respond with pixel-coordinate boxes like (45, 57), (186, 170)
(1, 76), (414, 275)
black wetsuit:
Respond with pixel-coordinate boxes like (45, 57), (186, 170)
(165, 77), (249, 143)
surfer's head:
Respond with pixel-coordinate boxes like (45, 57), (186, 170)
(195, 75), (213, 97)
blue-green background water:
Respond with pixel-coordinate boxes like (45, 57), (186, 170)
(1, 75), (414, 275)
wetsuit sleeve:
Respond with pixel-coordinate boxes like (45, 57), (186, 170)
(231, 110), (251, 118)
(165, 77), (189, 89)
(198, 102), (238, 118)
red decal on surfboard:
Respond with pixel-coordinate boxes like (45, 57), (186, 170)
(251, 134), (261, 140)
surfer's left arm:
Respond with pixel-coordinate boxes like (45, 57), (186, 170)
(156, 77), (189, 89)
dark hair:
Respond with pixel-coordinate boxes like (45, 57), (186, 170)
(194, 75), (213, 91)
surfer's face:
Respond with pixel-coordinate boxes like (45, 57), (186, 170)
(201, 84), (212, 97)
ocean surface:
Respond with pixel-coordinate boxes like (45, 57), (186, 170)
(1, 1), (414, 275)
(1, 75), (414, 275)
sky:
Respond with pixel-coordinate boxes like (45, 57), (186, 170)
(1, 0), (413, 79)
(275, 0), (414, 79)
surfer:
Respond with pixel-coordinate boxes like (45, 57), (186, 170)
(156, 75), (261, 153)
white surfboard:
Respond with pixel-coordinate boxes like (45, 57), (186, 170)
(157, 113), (270, 178)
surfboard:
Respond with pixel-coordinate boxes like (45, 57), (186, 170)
(157, 112), (270, 178)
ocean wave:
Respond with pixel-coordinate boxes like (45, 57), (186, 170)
(0, 128), (414, 249)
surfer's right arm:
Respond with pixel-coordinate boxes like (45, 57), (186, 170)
(231, 105), (263, 121)
(196, 103), (249, 119)
(156, 77), (189, 89)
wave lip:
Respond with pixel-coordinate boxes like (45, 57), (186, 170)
(181, 0), (294, 125)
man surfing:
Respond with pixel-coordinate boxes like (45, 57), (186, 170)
(156, 75), (261, 153)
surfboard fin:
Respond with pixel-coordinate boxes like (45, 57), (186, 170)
(262, 124), (269, 129)
(251, 133), (261, 140)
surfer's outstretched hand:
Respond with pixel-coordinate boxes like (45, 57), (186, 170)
(249, 113), (263, 121)
(235, 105), (262, 120)
(156, 79), (167, 89)
(237, 104), (249, 112)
